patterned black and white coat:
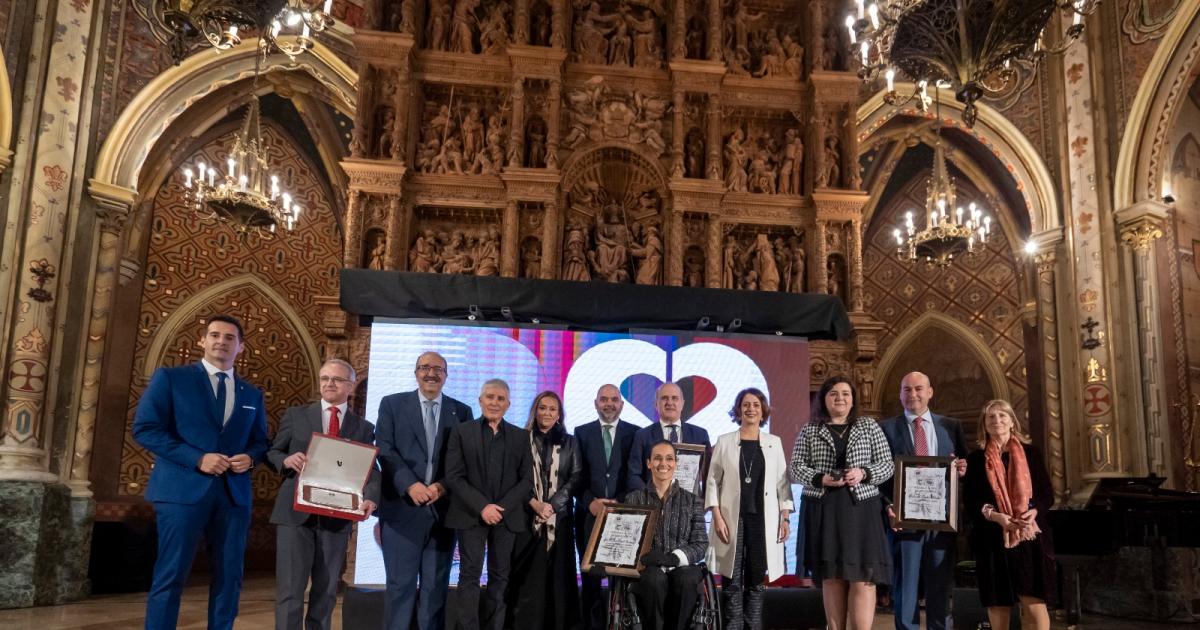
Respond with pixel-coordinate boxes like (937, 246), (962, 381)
(788, 418), (894, 502)
(624, 482), (710, 566)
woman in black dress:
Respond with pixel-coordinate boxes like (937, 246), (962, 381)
(963, 399), (1055, 630)
(507, 391), (583, 630)
(789, 376), (894, 630)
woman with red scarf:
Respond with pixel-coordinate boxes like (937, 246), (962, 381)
(963, 400), (1056, 630)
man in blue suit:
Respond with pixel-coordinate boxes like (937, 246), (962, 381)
(375, 351), (472, 630)
(880, 371), (969, 630)
(626, 382), (711, 493)
(133, 314), (269, 630)
(574, 383), (638, 630)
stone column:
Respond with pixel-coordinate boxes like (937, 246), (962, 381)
(810, 101), (826, 191)
(706, 215), (722, 288)
(672, 0), (687, 60)
(344, 190), (365, 269)
(809, 1), (825, 71)
(843, 105), (861, 190)
(1117, 205), (1170, 478)
(541, 199), (560, 279)
(812, 220), (828, 294)
(705, 94), (722, 181)
(502, 200), (520, 277)
(384, 197), (404, 270)
(672, 89), (685, 178)
(546, 79), (562, 169)
(1030, 228), (1068, 503)
(513, 0), (530, 44)
(550, 0), (566, 48)
(706, 0), (722, 61)
(391, 69), (411, 161)
(668, 206), (684, 286)
(508, 78), (526, 168)
(848, 220), (863, 311)
(350, 64), (374, 158)
(69, 184), (134, 496)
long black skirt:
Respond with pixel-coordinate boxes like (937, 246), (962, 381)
(507, 523), (581, 630)
(803, 488), (892, 585)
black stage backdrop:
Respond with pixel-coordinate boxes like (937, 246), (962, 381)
(340, 270), (852, 340)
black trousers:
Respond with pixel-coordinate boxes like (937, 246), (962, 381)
(630, 565), (703, 630)
(457, 525), (517, 630)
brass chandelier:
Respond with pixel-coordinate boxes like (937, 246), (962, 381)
(153, 0), (336, 64)
(181, 47), (301, 241)
(847, 0), (1099, 126)
(893, 97), (992, 267)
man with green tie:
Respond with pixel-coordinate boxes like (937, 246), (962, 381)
(573, 384), (638, 630)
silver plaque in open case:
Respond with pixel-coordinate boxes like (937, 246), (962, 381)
(294, 433), (378, 521)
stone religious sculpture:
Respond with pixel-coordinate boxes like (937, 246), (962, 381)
(629, 222), (663, 285)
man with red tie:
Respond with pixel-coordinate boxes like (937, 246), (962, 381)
(267, 358), (380, 630)
(880, 372), (969, 630)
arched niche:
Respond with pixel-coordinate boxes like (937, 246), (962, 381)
(872, 312), (1011, 443)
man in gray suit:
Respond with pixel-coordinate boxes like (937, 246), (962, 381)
(267, 358), (380, 630)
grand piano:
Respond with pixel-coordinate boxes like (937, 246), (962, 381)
(1049, 476), (1200, 625)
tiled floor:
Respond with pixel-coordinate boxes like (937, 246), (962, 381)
(0, 574), (1190, 629)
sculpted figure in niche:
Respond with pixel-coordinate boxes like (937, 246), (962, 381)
(575, 2), (617, 64)
(469, 143), (500, 174)
(684, 248), (704, 288)
(429, 103), (455, 141)
(387, 0), (403, 32)
(450, 0), (481, 53)
(521, 238), (542, 278)
(608, 19), (632, 66)
(461, 105), (484, 164)
(779, 128), (803, 194)
(366, 231), (387, 270)
(821, 133), (841, 189)
(629, 222), (663, 285)
(563, 83), (603, 148)
(724, 128), (749, 192)
(748, 145), (775, 194)
(633, 91), (669, 154)
(526, 118), (547, 168)
(428, 0), (451, 50)
(686, 16), (706, 59)
(774, 237), (790, 291)
(475, 226), (501, 276)
(625, 7), (662, 68)
(725, 45), (751, 75)
(376, 106), (395, 159)
(409, 229), (441, 272)
(434, 136), (466, 174)
(417, 138), (440, 172)
(753, 30), (786, 78)
(743, 269), (758, 291)
(531, 2), (552, 46)
(479, 3), (509, 54)
(728, 0), (764, 59)
(562, 219), (592, 281)
(589, 204), (630, 282)
(685, 129), (705, 178)
(783, 34), (804, 78)
(441, 231), (475, 274)
(789, 235), (806, 293)
(485, 113), (507, 152)
(722, 235), (739, 289)
(823, 27), (844, 71)
(745, 233), (780, 291)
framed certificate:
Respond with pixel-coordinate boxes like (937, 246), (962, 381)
(892, 455), (958, 532)
(293, 433), (379, 522)
(672, 442), (706, 495)
(581, 504), (658, 578)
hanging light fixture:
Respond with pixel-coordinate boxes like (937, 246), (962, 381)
(155, 0), (336, 65)
(180, 44), (301, 241)
(848, 0), (1099, 126)
(893, 94), (992, 267)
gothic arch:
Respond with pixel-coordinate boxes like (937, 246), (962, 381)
(140, 274), (322, 381)
(870, 311), (1011, 415)
(0, 44), (13, 173)
(90, 40), (356, 197)
(858, 86), (1059, 235)
(559, 143), (672, 211)
(1116, 4), (1200, 207)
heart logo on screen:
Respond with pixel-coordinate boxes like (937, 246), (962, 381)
(619, 373), (664, 420)
(676, 376), (717, 421)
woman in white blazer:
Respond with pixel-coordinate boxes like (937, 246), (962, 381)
(706, 387), (794, 630)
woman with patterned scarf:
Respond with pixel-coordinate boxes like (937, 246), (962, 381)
(506, 391), (583, 630)
(963, 399), (1057, 630)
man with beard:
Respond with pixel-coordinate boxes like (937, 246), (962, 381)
(574, 384), (639, 629)
(376, 351), (473, 630)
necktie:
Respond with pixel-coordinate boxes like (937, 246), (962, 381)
(214, 372), (228, 425)
(668, 424), (679, 444)
(328, 406), (340, 438)
(424, 400), (438, 483)
(913, 416), (929, 456)
(602, 424), (613, 463)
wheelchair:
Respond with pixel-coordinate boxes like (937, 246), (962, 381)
(605, 564), (721, 630)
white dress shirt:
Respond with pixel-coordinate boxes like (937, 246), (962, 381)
(201, 358), (235, 424)
(903, 409), (938, 455)
(321, 401), (349, 434)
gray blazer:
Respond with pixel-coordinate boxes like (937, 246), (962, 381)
(788, 418), (893, 502)
(266, 401), (382, 527)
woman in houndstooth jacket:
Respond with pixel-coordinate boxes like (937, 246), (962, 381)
(789, 375), (894, 630)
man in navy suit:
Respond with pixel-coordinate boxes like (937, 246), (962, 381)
(880, 372), (969, 630)
(574, 383), (638, 630)
(267, 358), (380, 630)
(626, 382), (711, 492)
(133, 314), (269, 630)
(376, 351), (472, 630)
(443, 378), (533, 630)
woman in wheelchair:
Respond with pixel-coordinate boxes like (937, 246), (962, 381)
(593, 440), (711, 630)
(789, 376), (895, 630)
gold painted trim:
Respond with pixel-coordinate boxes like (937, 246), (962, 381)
(0, 44), (12, 172)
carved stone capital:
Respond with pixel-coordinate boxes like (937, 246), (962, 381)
(87, 180), (137, 235)
(1034, 251), (1057, 274)
(353, 31), (416, 68)
(1120, 219), (1165, 252)
(341, 159), (408, 195)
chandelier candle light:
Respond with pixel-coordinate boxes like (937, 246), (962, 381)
(848, 0), (1099, 126)
(160, 0), (336, 64)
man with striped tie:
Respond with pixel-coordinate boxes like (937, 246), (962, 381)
(880, 372), (969, 630)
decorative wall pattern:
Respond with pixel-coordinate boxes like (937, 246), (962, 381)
(116, 124), (343, 515)
(862, 170), (1028, 436)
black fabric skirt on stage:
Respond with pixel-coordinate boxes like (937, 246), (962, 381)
(803, 488), (892, 585)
